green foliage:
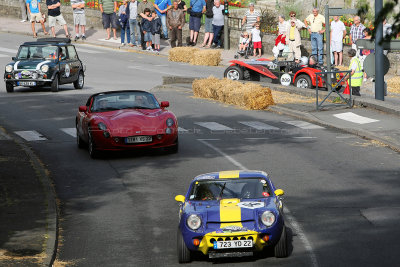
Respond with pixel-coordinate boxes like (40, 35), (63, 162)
(259, 7), (278, 32)
(278, 1), (304, 19)
(356, 0), (374, 23)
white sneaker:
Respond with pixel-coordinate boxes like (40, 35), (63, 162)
(20, 19), (27, 22)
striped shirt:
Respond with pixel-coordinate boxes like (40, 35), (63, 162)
(99, 0), (115, 14)
(71, 0), (85, 14)
(244, 10), (260, 30)
(350, 23), (366, 43)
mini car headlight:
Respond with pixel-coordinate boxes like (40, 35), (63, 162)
(5, 65), (13, 73)
(187, 214), (201, 230)
(98, 122), (107, 131)
(41, 65), (49, 73)
(166, 118), (174, 127)
(261, 211), (276, 227)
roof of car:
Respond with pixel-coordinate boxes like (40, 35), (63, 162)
(193, 170), (269, 181)
(22, 38), (72, 46)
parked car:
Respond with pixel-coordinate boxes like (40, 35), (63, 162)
(4, 38), (85, 93)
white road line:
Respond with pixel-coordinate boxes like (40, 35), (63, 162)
(333, 112), (379, 124)
(14, 130), (47, 141)
(197, 139), (220, 141)
(293, 136), (317, 139)
(75, 43), (126, 52)
(195, 122), (233, 131)
(244, 137), (270, 140)
(128, 65), (175, 75)
(197, 139), (318, 267)
(75, 47), (103, 54)
(283, 120), (325, 129)
(61, 128), (76, 137)
(0, 53), (9, 58)
(0, 47), (18, 54)
(178, 127), (188, 133)
(239, 121), (280, 130)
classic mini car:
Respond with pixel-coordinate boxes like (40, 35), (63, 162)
(224, 57), (345, 89)
(175, 170), (288, 262)
(4, 38), (85, 93)
(76, 90), (178, 158)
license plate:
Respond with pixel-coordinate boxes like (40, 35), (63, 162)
(18, 81), (36, 86)
(125, 136), (152, 144)
(213, 240), (253, 249)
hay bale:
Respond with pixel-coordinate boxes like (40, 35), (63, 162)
(168, 47), (199, 63)
(335, 65), (348, 71)
(192, 76), (274, 109)
(190, 50), (222, 66)
(387, 76), (400, 94)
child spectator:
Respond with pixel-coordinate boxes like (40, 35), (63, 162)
(26, 0), (49, 38)
(142, 8), (153, 51)
(119, 0), (130, 46)
(239, 32), (250, 54)
(251, 22), (262, 57)
(152, 14), (162, 53)
(71, 0), (86, 41)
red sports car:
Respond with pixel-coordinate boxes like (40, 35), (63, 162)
(76, 90), (179, 158)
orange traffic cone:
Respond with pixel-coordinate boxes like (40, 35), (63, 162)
(343, 81), (350, 95)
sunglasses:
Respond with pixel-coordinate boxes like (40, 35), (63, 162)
(290, 15), (296, 17)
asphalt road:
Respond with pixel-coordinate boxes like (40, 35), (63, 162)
(1, 33), (400, 267)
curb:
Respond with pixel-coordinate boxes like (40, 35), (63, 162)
(0, 127), (58, 267)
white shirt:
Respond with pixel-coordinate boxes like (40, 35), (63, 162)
(129, 0), (138, 20)
(331, 20), (346, 41)
(251, 28), (261, 42)
(278, 21), (288, 35)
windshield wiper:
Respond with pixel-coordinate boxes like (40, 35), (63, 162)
(132, 106), (153, 109)
(218, 182), (226, 199)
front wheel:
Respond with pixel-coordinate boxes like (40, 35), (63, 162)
(88, 131), (100, 158)
(177, 229), (191, 263)
(73, 71), (84, 89)
(274, 226), (289, 258)
(224, 66), (244, 80)
(76, 126), (85, 149)
(6, 83), (14, 93)
(295, 74), (312, 89)
(51, 74), (59, 92)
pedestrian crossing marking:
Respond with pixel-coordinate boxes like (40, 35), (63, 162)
(333, 112), (379, 124)
(0, 47), (18, 54)
(178, 127), (188, 133)
(239, 121), (280, 130)
(282, 120), (324, 129)
(195, 122), (233, 131)
(61, 128), (76, 137)
(15, 130), (47, 141)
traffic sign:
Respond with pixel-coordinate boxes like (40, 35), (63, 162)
(363, 53), (390, 78)
(328, 8), (357, 16)
(356, 39), (400, 50)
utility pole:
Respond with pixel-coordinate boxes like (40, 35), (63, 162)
(375, 0), (384, 100)
(224, 1), (229, 50)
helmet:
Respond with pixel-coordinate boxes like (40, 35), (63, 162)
(300, 56), (308, 65)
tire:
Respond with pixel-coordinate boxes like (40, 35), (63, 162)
(51, 74), (59, 92)
(76, 126), (85, 149)
(274, 226), (289, 258)
(6, 83), (14, 93)
(177, 229), (191, 263)
(224, 66), (244, 80)
(88, 130), (99, 158)
(73, 71), (84, 89)
(295, 74), (312, 89)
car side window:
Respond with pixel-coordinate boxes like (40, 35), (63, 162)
(67, 46), (77, 60)
(60, 47), (68, 61)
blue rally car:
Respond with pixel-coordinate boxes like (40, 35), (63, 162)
(175, 170), (288, 262)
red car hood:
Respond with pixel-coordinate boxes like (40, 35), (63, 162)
(96, 109), (169, 137)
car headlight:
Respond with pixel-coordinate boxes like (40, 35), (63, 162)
(5, 65), (13, 73)
(41, 65), (49, 73)
(261, 211), (276, 227)
(98, 122), (107, 131)
(187, 214), (201, 230)
(166, 118), (174, 127)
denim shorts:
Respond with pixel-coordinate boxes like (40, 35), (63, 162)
(144, 32), (152, 42)
(189, 16), (201, 32)
(102, 12), (117, 29)
(204, 17), (213, 33)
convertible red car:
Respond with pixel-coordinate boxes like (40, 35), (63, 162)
(76, 90), (179, 158)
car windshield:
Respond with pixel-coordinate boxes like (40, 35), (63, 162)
(91, 92), (160, 112)
(189, 178), (271, 201)
(17, 45), (58, 60)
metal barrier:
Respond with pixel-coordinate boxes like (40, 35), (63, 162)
(315, 70), (353, 110)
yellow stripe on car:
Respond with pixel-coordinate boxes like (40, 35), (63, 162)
(220, 199), (242, 228)
(219, 170), (240, 179)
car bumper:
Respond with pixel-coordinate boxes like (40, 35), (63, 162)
(4, 78), (53, 86)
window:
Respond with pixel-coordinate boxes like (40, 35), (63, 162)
(67, 46), (77, 60)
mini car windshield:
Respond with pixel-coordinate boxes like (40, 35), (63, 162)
(189, 178), (271, 201)
(91, 92), (160, 112)
(17, 45), (58, 60)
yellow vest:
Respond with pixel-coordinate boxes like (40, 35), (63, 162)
(349, 57), (363, 87)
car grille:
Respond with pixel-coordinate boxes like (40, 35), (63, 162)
(14, 70), (39, 79)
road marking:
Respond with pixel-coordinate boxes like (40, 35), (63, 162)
(195, 122), (233, 131)
(14, 130), (47, 141)
(198, 139), (318, 267)
(0, 53), (9, 58)
(178, 127), (188, 133)
(0, 47), (18, 54)
(128, 65), (175, 75)
(75, 43), (126, 52)
(239, 121), (280, 130)
(75, 47), (103, 54)
(244, 137), (270, 140)
(197, 139), (220, 141)
(333, 112), (379, 124)
(293, 136), (317, 139)
(61, 128), (76, 137)
(283, 120), (325, 129)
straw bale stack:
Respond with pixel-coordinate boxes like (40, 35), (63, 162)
(192, 76), (274, 109)
(387, 76), (400, 94)
(168, 47), (199, 63)
(190, 50), (221, 66)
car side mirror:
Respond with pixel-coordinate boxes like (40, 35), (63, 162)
(175, 195), (185, 203)
(274, 189), (284, 196)
(79, 106), (87, 112)
(12, 57), (16, 61)
(160, 101), (169, 108)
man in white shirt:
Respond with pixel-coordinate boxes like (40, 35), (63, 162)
(330, 16), (346, 66)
